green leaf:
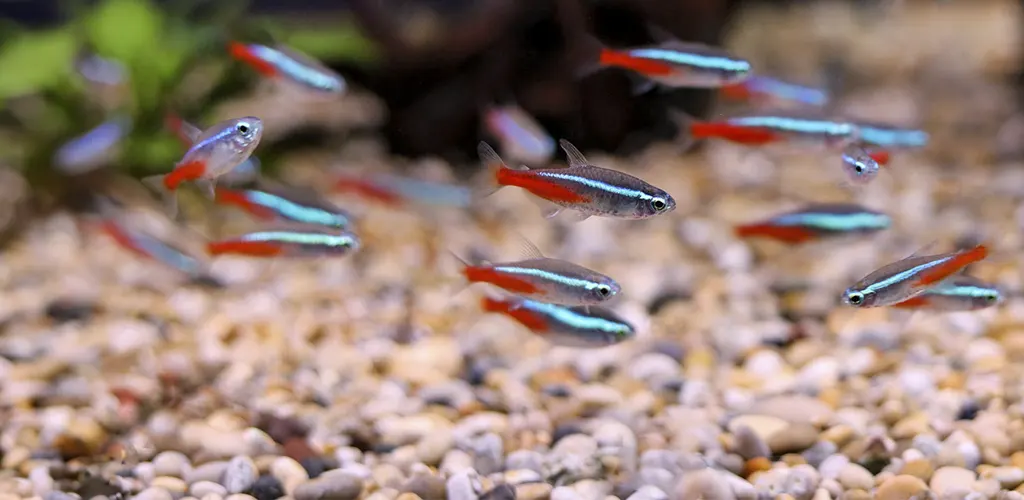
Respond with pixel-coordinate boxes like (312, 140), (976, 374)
(0, 29), (78, 100)
(85, 0), (163, 64)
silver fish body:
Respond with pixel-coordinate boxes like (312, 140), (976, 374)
(842, 246), (988, 308)
(625, 41), (751, 88)
(183, 117), (264, 179)
(484, 105), (555, 165)
(234, 230), (360, 258)
(841, 144), (881, 184)
(250, 44), (347, 95)
(485, 257), (621, 306)
(893, 276), (1002, 311)
(726, 111), (861, 149)
(485, 296), (635, 348)
(851, 121), (929, 150)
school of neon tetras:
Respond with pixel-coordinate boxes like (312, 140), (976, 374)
(70, 22), (1010, 351)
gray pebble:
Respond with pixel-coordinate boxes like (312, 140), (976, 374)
(594, 421), (639, 474)
(625, 486), (666, 500)
(43, 493), (77, 500)
(480, 484), (516, 500)
(550, 486), (584, 500)
(153, 451), (192, 478)
(569, 480), (611, 500)
(506, 451), (544, 473)
(638, 468), (675, 496)
(817, 455), (849, 481)
(446, 471), (482, 500)
(293, 471), (364, 500)
(732, 425), (769, 460)
(800, 441), (836, 468)
(185, 462), (229, 485)
(401, 469), (446, 500)
(471, 433), (505, 475)
(29, 465), (54, 496)
(190, 481), (228, 498)
(222, 456), (258, 494)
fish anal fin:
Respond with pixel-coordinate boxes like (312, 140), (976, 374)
(510, 231), (546, 260)
(554, 210), (592, 223)
(558, 139), (590, 167)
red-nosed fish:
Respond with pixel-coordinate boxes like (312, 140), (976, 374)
(229, 41), (347, 96)
(841, 144), (882, 185)
(451, 239), (620, 306)
(144, 116), (264, 215)
(98, 218), (206, 277)
(735, 203), (891, 244)
(850, 120), (930, 150)
(580, 38), (751, 89)
(165, 113), (261, 186)
(478, 139), (675, 221)
(720, 75), (830, 107)
(207, 229), (360, 258)
(890, 276), (1003, 311)
(674, 110), (861, 149)
(481, 295), (635, 348)
(842, 245), (989, 308)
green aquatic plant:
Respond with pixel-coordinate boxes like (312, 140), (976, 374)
(0, 0), (380, 188)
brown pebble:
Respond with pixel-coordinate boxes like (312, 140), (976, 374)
(900, 459), (934, 481)
(1012, 451), (1024, 469)
(820, 425), (855, 447)
(938, 371), (965, 390)
(875, 475), (929, 500)
(283, 437), (317, 463)
(744, 457), (772, 477)
(780, 454), (807, 467)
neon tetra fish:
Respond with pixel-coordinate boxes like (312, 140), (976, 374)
(214, 184), (354, 230)
(720, 75), (829, 107)
(98, 217), (207, 278)
(581, 39), (752, 89)
(207, 229), (360, 258)
(850, 120), (930, 150)
(481, 295), (635, 348)
(842, 245), (989, 308)
(483, 104), (556, 166)
(675, 110), (860, 149)
(229, 41), (347, 96)
(478, 140), (675, 221)
(452, 239), (620, 306)
(890, 276), (1003, 311)
(735, 203), (891, 244)
(841, 144), (882, 185)
(145, 116), (264, 215)
(332, 172), (472, 208)
(165, 113), (261, 186)
(54, 116), (132, 174)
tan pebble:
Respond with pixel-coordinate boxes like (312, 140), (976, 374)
(744, 457), (772, 477)
(820, 425), (855, 447)
(777, 495), (796, 500)
(684, 348), (716, 377)
(874, 475), (929, 500)
(1012, 451), (1024, 469)
(396, 493), (422, 500)
(674, 469), (735, 500)
(270, 456), (309, 495)
(891, 413), (930, 440)
(780, 454), (807, 467)
(151, 476), (188, 494)
(767, 424), (818, 454)
(980, 465), (1024, 489)
(838, 463), (874, 491)
(811, 488), (830, 500)
(930, 466), (976, 496)
(841, 489), (871, 500)
(728, 415), (789, 441)
(974, 478), (1000, 497)
(938, 371), (965, 390)
(899, 459), (934, 481)
(818, 387), (842, 409)
(515, 482), (553, 500)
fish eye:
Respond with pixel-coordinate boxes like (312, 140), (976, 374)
(986, 293), (999, 303)
(846, 291), (864, 305)
(597, 285), (612, 297)
(854, 163), (864, 173)
(651, 198), (668, 212)
(236, 123), (251, 134)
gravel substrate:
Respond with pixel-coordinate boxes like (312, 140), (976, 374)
(3, 3), (1024, 499)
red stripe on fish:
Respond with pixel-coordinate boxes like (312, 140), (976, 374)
(496, 169), (591, 204)
(690, 122), (781, 145)
(164, 161), (206, 191)
(228, 42), (278, 77)
(333, 176), (404, 206)
(720, 82), (753, 101)
(598, 48), (674, 76)
(99, 221), (148, 258)
(734, 224), (817, 244)
(207, 240), (284, 257)
(464, 267), (543, 296)
(891, 295), (931, 309)
(481, 297), (549, 332)
(214, 187), (275, 220)
(913, 245), (988, 288)
(868, 149), (891, 166)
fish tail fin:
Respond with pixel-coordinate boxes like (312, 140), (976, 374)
(142, 174), (180, 219)
(475, 141), (512, 198)
(913, 244), (989, 288)
(667, 109), (700, 152)
(571, 33), (608, 79)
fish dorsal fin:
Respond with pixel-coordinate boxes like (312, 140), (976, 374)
(645, 23), (677, 44)
(511, 231), (546, 260)
(479, 141), (529, 171)
(179, 119), (202, 144)
(559, 139), (589, 167)
(906, 239), (940, 259)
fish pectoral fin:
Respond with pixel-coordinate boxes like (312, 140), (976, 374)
(527, 195), (564, 219)
(511, 230), (546, 260)
(196, 179), (216, 200)
(554, 210), (592, 223)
